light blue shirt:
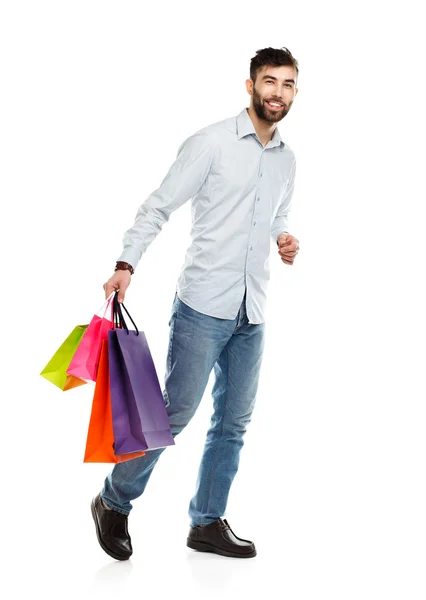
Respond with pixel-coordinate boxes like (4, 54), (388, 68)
(117, 107), (296, 324)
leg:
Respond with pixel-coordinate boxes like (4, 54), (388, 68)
(101, 292), (234, 514)
(188, 293), (266, 526)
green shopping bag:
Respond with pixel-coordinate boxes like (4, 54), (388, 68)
(40, 324), (89, 390)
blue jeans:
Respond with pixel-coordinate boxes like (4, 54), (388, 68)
(101, 288), (266, 527)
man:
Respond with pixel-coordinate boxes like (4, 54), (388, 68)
(92, 46), (300, 561)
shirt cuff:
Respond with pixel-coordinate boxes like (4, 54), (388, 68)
(116, 247), (141, 271)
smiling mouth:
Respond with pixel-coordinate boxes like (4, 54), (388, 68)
(266, 101), (284, 110)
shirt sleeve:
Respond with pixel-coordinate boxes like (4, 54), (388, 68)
(271, 159), (296, 245)
(116, 131), (214, 271)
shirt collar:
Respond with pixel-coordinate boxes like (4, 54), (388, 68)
(236, 107), (284, 148)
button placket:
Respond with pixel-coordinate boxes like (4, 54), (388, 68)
(253, 150), (263, 229)
(246, 147), (264, 269)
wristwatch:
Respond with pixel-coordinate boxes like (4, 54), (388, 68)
(115, 261), (134, 275)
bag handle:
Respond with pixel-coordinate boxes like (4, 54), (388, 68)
(112, 294), (123, 330)
(112, 292), (126, 330)
(112, 292), (140, 336)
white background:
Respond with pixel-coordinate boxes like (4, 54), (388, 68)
(1, 1), (425, 598)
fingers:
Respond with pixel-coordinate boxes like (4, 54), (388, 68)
(278, 241), (298, 252)
(278, 247), (297, 265)
(117, 288), (127, 304)
(103, 272), (131, 302)
(278, 240), (299, 260)
(103, 282), (118, 300)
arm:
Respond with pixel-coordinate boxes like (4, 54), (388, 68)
(271, 159), (296, 246)
(116, 131), (215, 271)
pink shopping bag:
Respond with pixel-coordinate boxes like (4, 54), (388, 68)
(66, 292), (115, 383)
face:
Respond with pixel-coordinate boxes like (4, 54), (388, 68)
(247, 65), (298, 123)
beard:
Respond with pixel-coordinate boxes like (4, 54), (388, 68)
(252, 87), (291, 122)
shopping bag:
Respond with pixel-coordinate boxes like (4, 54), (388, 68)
(84, 338), (146, 463)
(66, 292), (115, 383)
(108, 292), (175, 455)
(40, 324), (89, 390)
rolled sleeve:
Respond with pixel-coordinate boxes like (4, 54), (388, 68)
(117, 132), (215, 270)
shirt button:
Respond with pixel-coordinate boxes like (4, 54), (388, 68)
(260, 173), (263, 177)
(253, 221), (256, 226)
(250, 246), (253, 251)
(257, 198), (260, 202)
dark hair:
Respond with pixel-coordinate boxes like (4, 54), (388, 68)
(250, 46), (299, 85)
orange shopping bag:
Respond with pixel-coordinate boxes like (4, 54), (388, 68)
(84, 338), (146, 463)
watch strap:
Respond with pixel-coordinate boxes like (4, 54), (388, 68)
(115, 261), (134, 275)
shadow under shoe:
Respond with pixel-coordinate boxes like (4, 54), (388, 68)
(187, 518), (257, 558)
(91, 492), (133, 560)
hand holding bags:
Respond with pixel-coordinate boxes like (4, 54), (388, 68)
(108, 292), (175, 454)
(42, 289), (174, 463)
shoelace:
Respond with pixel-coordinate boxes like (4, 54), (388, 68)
(218, 519), (231, 532)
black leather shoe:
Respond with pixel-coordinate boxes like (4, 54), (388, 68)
(187, 518), (257, 558)
(90, 493), (133, 560)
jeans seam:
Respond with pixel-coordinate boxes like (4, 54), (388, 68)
(205, 343), (230, 516)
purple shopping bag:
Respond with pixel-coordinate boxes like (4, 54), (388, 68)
(108, 293), (175, 455)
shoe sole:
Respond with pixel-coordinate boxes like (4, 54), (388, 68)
(186, 537), (257, 558)
(91, 497), (132, 561)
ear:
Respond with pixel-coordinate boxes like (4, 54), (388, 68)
(245, 79), (253, 96)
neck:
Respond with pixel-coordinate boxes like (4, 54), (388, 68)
(246, 106), (276, 147)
